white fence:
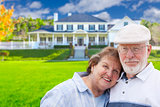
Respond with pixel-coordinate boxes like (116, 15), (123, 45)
(0, 41), (33, 50)
(0, 41), (160, 50)
(0, 41), (54, 49)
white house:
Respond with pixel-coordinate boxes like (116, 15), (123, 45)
(28, 13), (140, 49)
(108, 16), (141, 47)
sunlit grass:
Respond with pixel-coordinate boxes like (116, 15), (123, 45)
(0, 61), (88, 107)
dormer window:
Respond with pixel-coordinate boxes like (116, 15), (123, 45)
(124, 22), (128, 26)
(67, 25), (73, 31)
(78, 25), (84, 30)
(57, 25), (63, 31)
(99, 25), (105, 31)
(89, 25), (95, 31)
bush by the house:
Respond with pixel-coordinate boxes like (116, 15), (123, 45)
(88, 45), (107, 49)
(54, 45), (70, 49)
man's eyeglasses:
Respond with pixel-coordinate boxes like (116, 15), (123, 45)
(118, 45), (147, 54)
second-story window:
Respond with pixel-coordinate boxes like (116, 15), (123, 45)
(99, 25), (105, 31)
(57, 25), (63, 31)
(67, 25), (73, 31)
(78, 25), (84, 30)
(124, 22), (128, 26)
(89, 37), (95, 42)
(89, 25), (95, 31)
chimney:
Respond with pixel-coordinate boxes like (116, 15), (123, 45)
(54, 13), (58, 21)
(68, 13), (72, 16)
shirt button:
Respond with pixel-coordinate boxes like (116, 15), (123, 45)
(126, 81), (128, 84)
(122, 91), (125, 94)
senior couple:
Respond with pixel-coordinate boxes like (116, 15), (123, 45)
(41, 24), (160, 107)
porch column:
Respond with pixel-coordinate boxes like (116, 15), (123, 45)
(63, 34), (65, 45)
(73, 34), (75, 46)
(86, 34), (88, 46)
(52, 34), (54, 47)
(97, 34), (99, 45)
(37, 33), (40, 42)
(46, 37), (48, 43)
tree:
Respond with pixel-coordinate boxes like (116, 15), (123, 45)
(141, 19), (160, 45)
(0, 0), (14, 41)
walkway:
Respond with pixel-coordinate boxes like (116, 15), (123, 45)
(68, 46), (89, 61)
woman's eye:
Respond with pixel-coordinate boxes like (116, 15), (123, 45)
(103, 65), (108, 69)
(113, 70), (118, 74)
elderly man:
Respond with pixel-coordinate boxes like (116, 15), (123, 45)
(108, 24), (160, 107)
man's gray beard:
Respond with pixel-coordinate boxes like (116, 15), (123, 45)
(120, 52), (148, 75)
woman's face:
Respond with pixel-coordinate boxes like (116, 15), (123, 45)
(91, 55), (122, 91)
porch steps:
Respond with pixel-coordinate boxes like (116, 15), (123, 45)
(68, 46), (89, 61)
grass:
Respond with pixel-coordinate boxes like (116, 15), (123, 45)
(0, 61), (160, 107)
(0, 49), (71, 61)
(0, 61), (88, 107)
(88, 49), (101, 57)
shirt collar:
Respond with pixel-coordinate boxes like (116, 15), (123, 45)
(136, 62), (154, 81)
(72, 72), (89, 92)
(119, 62), (154, 81)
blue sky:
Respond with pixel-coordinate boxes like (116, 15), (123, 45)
(4, 0), (160, 23)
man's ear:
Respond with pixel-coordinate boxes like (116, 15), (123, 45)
(91, 65), (95, 73)
(147, 44), (152, 58)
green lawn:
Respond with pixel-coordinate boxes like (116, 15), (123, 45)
(0, 61), (160, 107)
(0, 61), (88, 107)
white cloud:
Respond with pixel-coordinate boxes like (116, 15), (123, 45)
(93, 12), (111, 21)
(29, 1), (42, 9)
(148, 0), (160, 2)
(131, 1), (144, 11)
(47, 15), (54, 19)
(58, 0), (123, 14)
(13, 3), (50, 19)
(142, 7), (160, 23)
(109, 19), (121, 24)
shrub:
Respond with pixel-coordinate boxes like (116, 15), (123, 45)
(54, 45), (70, 49)
(88, 45), (107, 49)
(150, 50), (157, 57)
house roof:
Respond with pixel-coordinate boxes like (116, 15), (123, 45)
(56, 14), (107, 22)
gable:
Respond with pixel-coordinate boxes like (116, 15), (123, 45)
(109, 16), (136, 31)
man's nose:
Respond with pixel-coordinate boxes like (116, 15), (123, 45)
(126, 48), (135, 58)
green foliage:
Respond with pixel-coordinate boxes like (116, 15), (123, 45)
(88, 45), (107, 49)
(0, 61), (88, 107)
(70, 46), (74, 56)
(0, 49), (71, 61)
(11, 17), (54, 41)
(141, 19), (160, 45)
(54, 45), (70, 49)
(149, 50), (160, 60)
(0, 50), (9, 56)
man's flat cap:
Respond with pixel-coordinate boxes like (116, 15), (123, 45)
(114, 24), (151, 44)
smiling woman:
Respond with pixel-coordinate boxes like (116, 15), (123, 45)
(40, 47), (122, 107)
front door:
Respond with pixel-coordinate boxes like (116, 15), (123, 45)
(78, 37), (84, 46)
